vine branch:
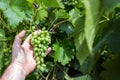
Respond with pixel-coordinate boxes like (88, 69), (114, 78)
(49, 19), (69, 32)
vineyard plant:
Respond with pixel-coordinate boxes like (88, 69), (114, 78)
(0, 0), (120, 80)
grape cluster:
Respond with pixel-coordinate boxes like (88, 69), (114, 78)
(3, 46), (12, 66)
(62, 0), (78, 6)
(30, 29), (51, 75)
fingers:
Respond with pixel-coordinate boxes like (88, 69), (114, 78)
(45, 47), (52, 55)
(21, 30), (41, 57)
(33, 30), (41, 35)
(22, 30), (41, 46)
(13, 30), (26, 46)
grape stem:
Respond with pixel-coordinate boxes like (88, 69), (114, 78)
(49, 19), (69, 32)
(0, 15), (12, 32)
(0, 37), (13, 42)
(38, 71), (46, 79)
(56, 63), (71, 79)
(46, 65), (55, 80)
(48, 18), (57, 31)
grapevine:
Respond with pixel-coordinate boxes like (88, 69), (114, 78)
(0, 0), (120, 80)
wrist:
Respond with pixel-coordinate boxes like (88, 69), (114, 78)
(1, 62), (26, 80)
(10, 62), (27, 77)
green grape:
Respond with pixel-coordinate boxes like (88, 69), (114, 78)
(31, 26), (36, 31)
(3, 46), (12, 67)
(41, 52), (46, 57)
(30, 29), (51, 79)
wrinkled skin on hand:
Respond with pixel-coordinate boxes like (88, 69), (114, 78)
(12, 30), (36, 76)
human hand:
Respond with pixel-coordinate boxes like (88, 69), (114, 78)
(12, 30), (51, 76)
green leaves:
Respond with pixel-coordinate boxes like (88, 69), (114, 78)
(54, 9), (70, 19)
(41, 0), (64, 8)
(0, 2), (26, 29)
(34, 8), (48, 24)
(0, 29), (6, 75)
(84, 0), (100, 54)
(59, 22), (74, 35)
(53, 41), (74, 66)
(4, 6), (26, 29)
(0, 0), (120, 80)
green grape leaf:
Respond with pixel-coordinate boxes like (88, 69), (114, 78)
(34, 8), (48, 24)
(12, 0), (34, 20)
(69, 8), (82, 24)
(70, 12), (90, 66)
(54, 9), (70, 19)
(0, 2), (8, 10)
(53, 41), (74, 66)
(59, 22), (74, 35)
(3, 6), (26, 29)
(0, 29), (6, 75)
(101, 55), (120, 80)
(41, 0), (64, 8)
(84, 0), (100, 54)
(0, 1), (33, 29)
(76, 40), (90, 66)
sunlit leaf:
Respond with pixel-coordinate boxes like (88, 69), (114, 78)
(84, 0), (100, 54)
(54, 9), (69, 19)
(3, 6), (26, 29)
(27, 0), (34, 3)
(0, 2), (8, 10)
(41, 0), (64, 8)
(34, 8), (48, 24)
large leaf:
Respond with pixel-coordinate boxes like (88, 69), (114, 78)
(12, 0), (34, 20)
(0, 2), (26, 29)
(0, 29), (6, 75)
(70, 9), (90, 66)
(0, 1), (32, 29)
(53, 41), (74, 66)
(4, 6), (26, 29)
(84, 0), (100, 54)
(76, 40), (90, 66)
(34, 8), (48, 24)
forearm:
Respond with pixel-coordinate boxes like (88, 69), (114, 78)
(0, 63), (26, 80)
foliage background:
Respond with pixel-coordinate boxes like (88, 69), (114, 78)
(0, 0), (120, 80)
